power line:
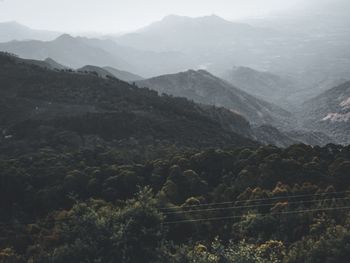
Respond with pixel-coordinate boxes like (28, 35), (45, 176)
(162, 196), (350, 215)
(1, 194), (349, 227)
(163, 205), (350, 225)
(3, 205), (350, 235)
(159, 190), (350, 211)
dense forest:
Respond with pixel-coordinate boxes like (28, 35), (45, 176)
(1, 143), (350, 262)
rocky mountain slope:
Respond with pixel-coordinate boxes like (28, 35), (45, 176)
(299, 81), (350, 144)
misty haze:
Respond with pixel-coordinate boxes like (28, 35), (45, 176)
(0, 0), (350, 262)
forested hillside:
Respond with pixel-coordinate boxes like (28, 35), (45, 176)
(0, 52), (256, 155)
(137, 70), (292, 128)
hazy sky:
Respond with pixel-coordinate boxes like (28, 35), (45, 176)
(0, 0), (304, 33)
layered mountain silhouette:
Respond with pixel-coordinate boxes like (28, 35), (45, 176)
(137, 69), (293, 128)
(244, 0), (350, 97)
(0, 33), (194, 77)
(1, 7), (349, 99)
(2, 10), (348, 95)
(112, 11), (350, 100)
(0, 34), (131, 70)
(0, 7), (347, 147)
(115, 15), (276, 52)
(0, 21), (60, 42)
(0, 52), (332, 149)
(114, 14), (279, 76)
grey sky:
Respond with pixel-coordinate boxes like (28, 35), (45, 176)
(0, 0), (304, 33)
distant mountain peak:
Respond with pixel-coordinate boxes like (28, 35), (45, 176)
(54, 34), (76, 42)
(201, 14), (229, 22)
(160, 14), (229, 24)
(197, 69), (212, 75)
(180, 69), (217, 80)
(179, 69), (213, 79)
(44, 57), (57, 63)
(184, 69), (198, 74)
(232, 66), (255, 72)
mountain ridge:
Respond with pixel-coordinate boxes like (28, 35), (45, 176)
(222, 66), (296, 107)
(137, 69), (293, 128)
(0, 52), (258, 151)
(0, 34), (132, 70)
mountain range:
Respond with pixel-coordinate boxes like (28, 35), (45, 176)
(2, 7), (349, 98)
(0, 52), (257, 152)
(0, 52), (335, 150)
(136, 69), (336, 146)
(114, 14), (276, 52)
(136, 69), (293, 128)
(0, 34), (131, 70)
(0, 31), (195, 77)
(244, 0), (350, 97)
(0, 5), (349, 146)
(113, 7), (350, 100)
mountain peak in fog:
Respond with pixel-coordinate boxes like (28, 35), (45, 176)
(149, 14), (231, 29)
(54, 34), (76, 42)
